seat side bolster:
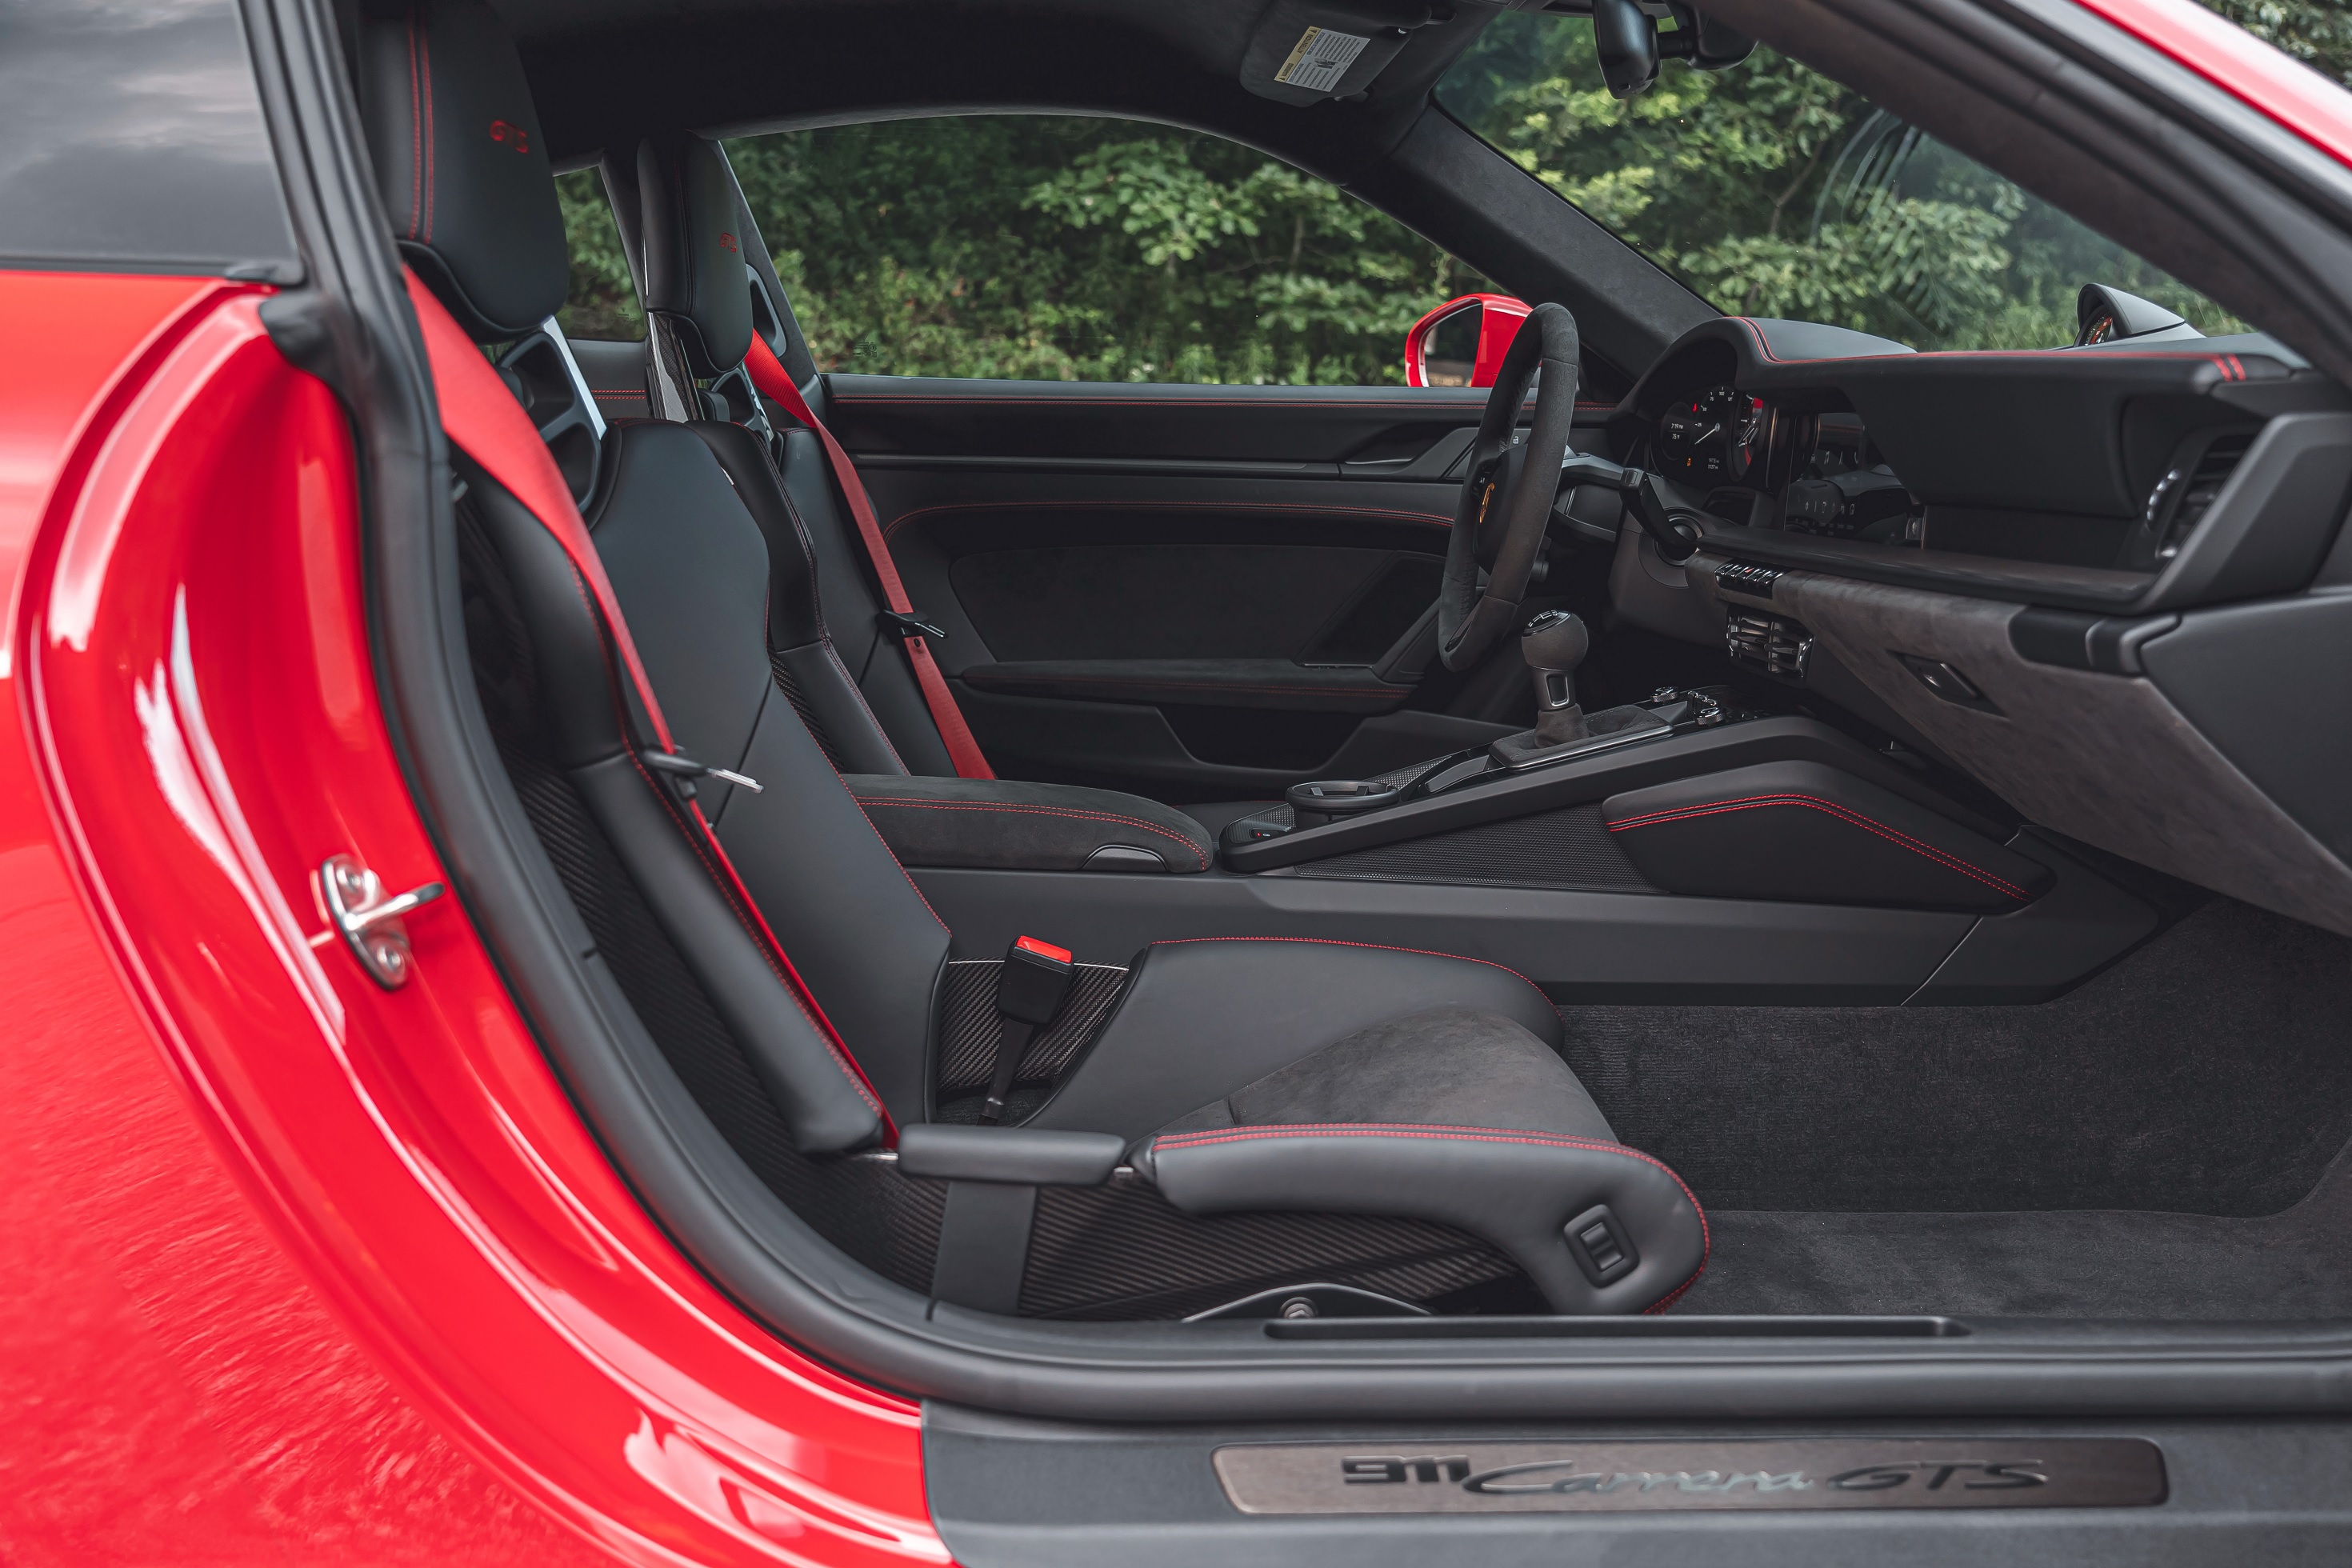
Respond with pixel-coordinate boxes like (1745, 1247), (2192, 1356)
(1139, 1124), (1708, 1315)
(571, 755), (886, 1153)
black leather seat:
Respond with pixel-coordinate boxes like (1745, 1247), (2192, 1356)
(623, 129), (1274, 838)
(356, 0), (1705, 1318)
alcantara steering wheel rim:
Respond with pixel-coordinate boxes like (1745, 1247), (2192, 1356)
(1435, 301), (1583, 672)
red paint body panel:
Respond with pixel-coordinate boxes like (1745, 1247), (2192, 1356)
(2075, 0), (2352, 168)
(0, 272), (940, 1565)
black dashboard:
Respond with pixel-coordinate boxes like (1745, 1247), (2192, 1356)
(1601, 315), (2352, 613)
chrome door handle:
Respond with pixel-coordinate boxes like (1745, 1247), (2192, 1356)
(321, 854), (446, 990)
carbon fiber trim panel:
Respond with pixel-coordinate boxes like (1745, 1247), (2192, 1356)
(934, 958), (1130, 1091)
(768, 645), (846, 770)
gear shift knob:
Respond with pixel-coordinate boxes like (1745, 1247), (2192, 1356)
(1522, 609), (1590, 743)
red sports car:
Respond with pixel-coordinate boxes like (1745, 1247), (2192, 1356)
(7, 0), (2352, 1560)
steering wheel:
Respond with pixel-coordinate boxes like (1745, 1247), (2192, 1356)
(1436, 302), (1582, 671)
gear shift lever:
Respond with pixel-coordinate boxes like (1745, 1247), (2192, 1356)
(1522, 609), (1590, 744)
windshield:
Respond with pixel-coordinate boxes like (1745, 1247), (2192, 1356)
(1438, 12), (2250, 350)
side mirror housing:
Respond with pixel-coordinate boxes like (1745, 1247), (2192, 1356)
(1405, 293), (1532, 387)
(2075, 283), (2201, 346)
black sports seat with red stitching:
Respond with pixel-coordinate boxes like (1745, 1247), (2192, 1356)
(357, 0), (1705, 1317)
(626, 125), (1279, 838)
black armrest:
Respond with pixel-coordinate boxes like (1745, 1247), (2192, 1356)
(845, 775), (1214, 874)
(898, 1124), (1124, 1186)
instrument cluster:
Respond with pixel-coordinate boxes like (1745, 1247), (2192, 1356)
(1651, 383), (1922, 546)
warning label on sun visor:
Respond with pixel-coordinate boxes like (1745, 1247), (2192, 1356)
(1274, 26), (1370, 94)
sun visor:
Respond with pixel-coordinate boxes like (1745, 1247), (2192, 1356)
(1238, 1), (1427, 105)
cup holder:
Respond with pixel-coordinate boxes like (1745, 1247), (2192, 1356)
(1286, 778), (1402, 830)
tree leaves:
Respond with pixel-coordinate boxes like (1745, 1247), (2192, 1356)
(545, 0), (2325, 374)
(1441, 11), (2258, 349)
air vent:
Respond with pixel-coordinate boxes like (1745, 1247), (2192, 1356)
(2146, 431), (2254, 562)
(1725, 608), (1813, 682)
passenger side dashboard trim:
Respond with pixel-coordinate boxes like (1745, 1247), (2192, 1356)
(1710, 562), (2352, 935)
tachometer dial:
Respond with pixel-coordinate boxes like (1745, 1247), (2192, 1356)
(1657, 385), (1765, 482)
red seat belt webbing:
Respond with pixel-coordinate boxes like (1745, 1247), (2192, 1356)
(743, 332), (994, 780)
(405, 269), (896, 1139)
(403, 270), (675, 753)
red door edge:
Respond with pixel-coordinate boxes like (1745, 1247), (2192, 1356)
(6, 270), (944, 1567)
(2073, 0), (2352, 169)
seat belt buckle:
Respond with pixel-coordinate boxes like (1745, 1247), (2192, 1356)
(997, 934), (1075, 1026)
(979, 936), (1076, 1126)
(878, 609), (946, 640)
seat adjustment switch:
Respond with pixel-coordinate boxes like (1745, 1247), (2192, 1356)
(1563, 1202), (1640, 1287)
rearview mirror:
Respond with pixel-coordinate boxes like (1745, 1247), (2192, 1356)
(1405, 293), (1533, 387)
(1591, 0), (1755, 101)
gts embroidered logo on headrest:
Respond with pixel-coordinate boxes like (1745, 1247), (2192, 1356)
(718, 232), (739, 253)
(489, 119), (530, 154)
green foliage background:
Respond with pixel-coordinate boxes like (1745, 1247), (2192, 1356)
(555, 1), (2350, 376)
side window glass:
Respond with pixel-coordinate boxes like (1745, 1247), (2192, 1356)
(554, 167), (644, 341)
(722, 116), (1494, 384)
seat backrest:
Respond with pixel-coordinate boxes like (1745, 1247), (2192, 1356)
(354, 0), (947, 1138)
(633, 134), (965, 779)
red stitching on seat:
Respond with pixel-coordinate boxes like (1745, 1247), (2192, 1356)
(417, 18), (435, 243)
(403, 14), (423, 238)
(1144, 936), (1550, 1010)
(850, 796), (1210, 870)
(1608, 791), (2031, 902)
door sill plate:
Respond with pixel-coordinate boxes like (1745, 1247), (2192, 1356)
(1213, 1438), (2165, 1514)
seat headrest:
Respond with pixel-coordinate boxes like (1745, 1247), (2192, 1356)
(355, 0), (567, 341)
(636, 132), (754, 378)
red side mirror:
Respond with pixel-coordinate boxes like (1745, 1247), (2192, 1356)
(1404, 293), (1533, 388)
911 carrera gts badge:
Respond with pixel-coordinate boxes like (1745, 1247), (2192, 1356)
(1212, 1438), (2165, 1513)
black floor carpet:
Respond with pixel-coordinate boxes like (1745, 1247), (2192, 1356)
(1560, 898), (2352, 1217)
(1679, 1134), (2352, 1319)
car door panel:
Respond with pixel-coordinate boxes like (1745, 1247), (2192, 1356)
(843, 376), (1612, 794)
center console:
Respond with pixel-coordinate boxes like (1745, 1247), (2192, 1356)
(1218, 609), (1761, 863)
(906, 622), (2158, 1008)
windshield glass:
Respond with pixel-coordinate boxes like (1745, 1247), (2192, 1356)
(1438, 11), (2250, 350)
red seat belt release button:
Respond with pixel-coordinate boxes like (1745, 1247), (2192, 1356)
(1000, 936), (1076, 1025)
